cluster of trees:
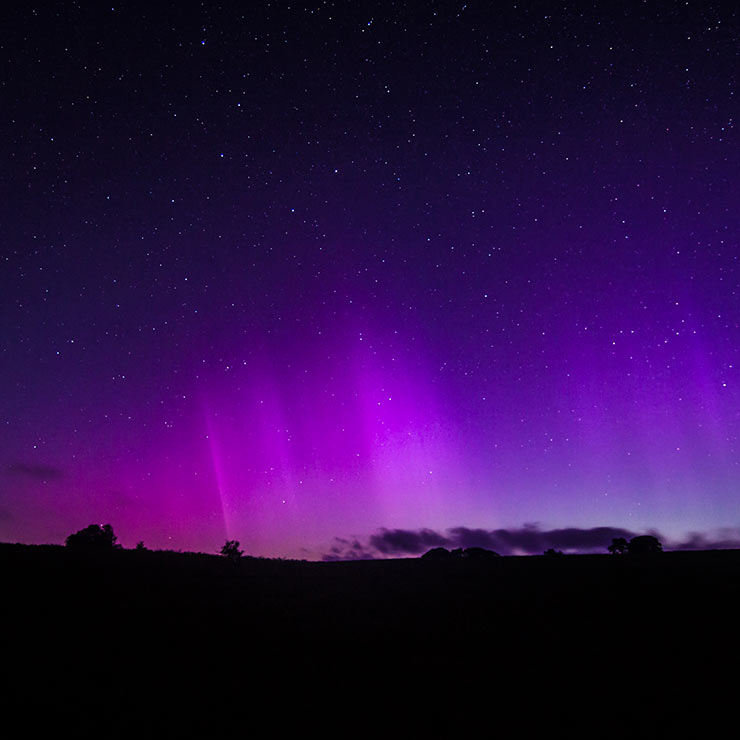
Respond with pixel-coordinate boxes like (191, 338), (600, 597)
(65, 524), (663, 560)
(608, 535), (663, 555)
(65, 524), (119, 549)
(420, 535), (665, 560)
(65, 524), (244, 561)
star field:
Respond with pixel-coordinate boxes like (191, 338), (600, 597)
(1, 1), (738, 557)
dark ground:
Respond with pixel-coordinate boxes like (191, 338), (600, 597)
(3, 543), (738, 735)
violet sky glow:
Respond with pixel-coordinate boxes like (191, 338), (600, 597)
(1, 1), (738, 558)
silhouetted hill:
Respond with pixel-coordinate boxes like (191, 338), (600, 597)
(3, 543), (738, 734)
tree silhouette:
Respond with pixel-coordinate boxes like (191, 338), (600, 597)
(627, 535), (663, 555)
(220, 539), (243, 562)
(608, 537), (629, 555)
(66, 523), (118, 549)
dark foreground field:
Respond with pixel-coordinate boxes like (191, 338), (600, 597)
(3, 544), (739, 734)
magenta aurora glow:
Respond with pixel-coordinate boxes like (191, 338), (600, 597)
(2, 1), (739, 559)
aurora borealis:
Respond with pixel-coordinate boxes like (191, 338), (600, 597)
(2, 1), (738, 558)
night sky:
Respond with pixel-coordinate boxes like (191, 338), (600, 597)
(2, 1), (738, 559)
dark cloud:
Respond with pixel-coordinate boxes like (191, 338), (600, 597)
(6, 462), (64, 481)
(321, 523), (740, 561)
(369, 528), (451, 555)
(322, 537), (377, 561)
(322, 524), (644, 559)
(443, 525), (638, 555)
(670, 528), (740, 551)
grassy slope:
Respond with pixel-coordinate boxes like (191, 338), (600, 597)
(3, 543), (738, 733)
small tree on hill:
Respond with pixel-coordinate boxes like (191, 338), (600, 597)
(220, 539), (243, 562)
(608, 537), (629, 555)
(66, 523), (118, 549)
(627, 535), (663, 555)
